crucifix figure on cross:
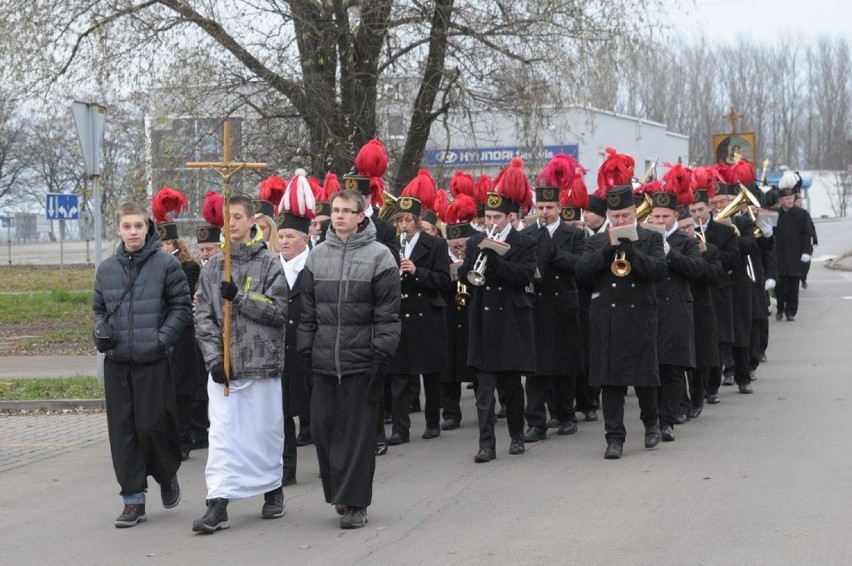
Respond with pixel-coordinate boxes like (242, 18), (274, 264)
(722, 106), (743, 134)
(186, 121), (268, 396)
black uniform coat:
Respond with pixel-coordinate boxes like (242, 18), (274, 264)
(459, 227), (538, 374)
(522, 221), (586, 376)
(702, 217), (738, 344)
(172, 259), (200, 396)
(729, 216), (758, 346)
(690, 242), (724, 368)
(388, 231), (451, 375)
(656, 229), (704, 369)
(442, 272), (474, 383)
(733, 215), (775, 322)
(774, 205), (813, 278)
(576, 225), (667, 387)
(283, 269), (311, 419)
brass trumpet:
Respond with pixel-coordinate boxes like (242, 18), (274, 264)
(467, 225), (499, 287)
(455, 281), (470, 306)
(611, 250), (631, 277)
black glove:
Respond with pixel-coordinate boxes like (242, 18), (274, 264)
(702, 243), (719, 263)
(602, 244), (618, 263)
(617, 237), (635, 261)
(220, 280), (238, 301)
(370, 355), (390, 381)
(210, 362), (228, 384)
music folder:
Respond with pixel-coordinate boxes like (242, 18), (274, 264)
(607, 224), (639, 246)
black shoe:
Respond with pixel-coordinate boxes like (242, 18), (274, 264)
(422, 427), (440, 440)
(661, 425), (675, 442)
(675, 414), (688, 425)
(584, 410), (599, 422)
(340, 506), (368, 529)
(474, 447), (496, 463)
(160, 475), (181, 509)
(645, 426), (661, 448)
(282, 474), (297, 487)
(546, 417), (561, 429)
(466, 382), (475, 390)
(604, 443), (623, 460)
(335, 504), (346, 516)
(759, 353), (767, 363)
(706, 393), (720, 405)
(786, 315), (795, 322)
(295, 430), (312, 447)
(441, 418), (460, 431)
(387, 432), (409, 445)
(802, 280), (808, 289)
(557, 421), (578, 435)
(375, 437), (388, 456)
(192, 498), (230, 533)
(523, 426), (547, 442)
(689, 406), (703, 419)
(775, 312), (784, 321)
(496, 406), (507, 419)
(738, 383), (753, 394)
(261, 487), (285, 519)
(115, 503), (147, 528)
(408, 402), (421, 414)
(509, 438), (525, 455)
(180, 447), (190, 461)
(722, 373), (735, 386)
(383, 412), (393, 424)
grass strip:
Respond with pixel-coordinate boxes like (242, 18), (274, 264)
(0, 376), (102, 400)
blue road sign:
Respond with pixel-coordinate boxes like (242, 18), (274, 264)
(0, 216), (12, 228)
(46, 193), (80, 221)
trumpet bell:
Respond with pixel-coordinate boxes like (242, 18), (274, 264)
(467, 269), (486, 287)
(611, 251), (631, 277)
(716, 184), (761, 222)
(455, 282), (471, 306)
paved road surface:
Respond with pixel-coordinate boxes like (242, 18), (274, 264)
(1, 220), (851, 564)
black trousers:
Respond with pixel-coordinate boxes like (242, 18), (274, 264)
(441, 380), (462, 423)
(776, 275), (801, 317)
(574, 371), (600, 413)
(283, 415), (297, 481)
(686, 367), (710, 410)
(601, 385), (658, 445)
(658, 365), (686, 428)
(475, 371), (524, 450)
(749, 319), (768, 371)
(175, 392), (193, 451)
(389, 371), (441, 435)
(526, 375), (576, 428)
(104, 358), (181, 497)
(189, 389), (209, 446)
(732, 345), (752, 385)
(312, 372), (381, 508)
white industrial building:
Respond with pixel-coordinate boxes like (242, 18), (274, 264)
(424, 104), (689, 188)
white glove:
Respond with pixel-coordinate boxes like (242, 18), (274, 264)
(801, 253), (811, 263)
(765, 278), (776, 291)
(757, 218), (773, 237)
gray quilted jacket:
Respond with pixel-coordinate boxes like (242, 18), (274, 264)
(195, 228), (287, 379)
(93, 220), (192, 363)
(297, 218), (401, 377)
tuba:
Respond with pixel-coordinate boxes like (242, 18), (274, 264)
(467, 225), (499, 286)
(379, 193), (399, 221)
(715, 183), (764, 238)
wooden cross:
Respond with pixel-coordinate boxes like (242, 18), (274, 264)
(186, 121), (267, 396)
(722, 106), (743, 134)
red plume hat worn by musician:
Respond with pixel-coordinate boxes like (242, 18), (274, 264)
(256, 175), (287, 219)
(198, 191), (224, 243)
(277, 169), (316, 235)
(692, 166), (718, 205)
(153, 186), (189, 241)
(398, 168), (439, 219)
(346, 139), (388, 208)
(655, 163), (695, 209)
(316, 173), (339, 217)
(474, 174), (492, 217)
(444, 193), (478, 240)
(489, 158), (533, 215)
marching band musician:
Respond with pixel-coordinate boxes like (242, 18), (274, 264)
(689, 175), (738, 405)
(774, 172), (814, 321)
(576, 183), (667, 460)
(521, 180), (586, 442)
(647, 174), (704, 442)
(385, 182), (451, 445)
(459, 158), (538, 463)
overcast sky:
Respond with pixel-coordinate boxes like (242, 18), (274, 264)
(674, 0), (851, 43)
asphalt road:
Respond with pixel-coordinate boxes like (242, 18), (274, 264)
(1, 220), (851, 565)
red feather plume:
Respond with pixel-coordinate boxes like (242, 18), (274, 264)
(449, 171), (477, 200)
(321, 172), (340, 200)
(634, 180), (664, 196)
(561, 169), (589, 209)
(401, 169), (437, 210)
(307, 176), (323, 200)
(662, 163), (694, 205)
(152, 187), (188, 224)
(597, 147), (635, 190)
(474, 174), (492, 205)
(355, 139), (388, 178)
(202, 191), (224, 228)
(280, 168), (316, 218)
(731, 159), (755, 185)
(445, 193), (478, 224)
(692, 166), (716, 190)
(494, 158), (533, 211)
(714, 163), (734, 185)
(259, 175), (286, 211)
(433, 189), (449, 221)
(537, 153), (577, 192)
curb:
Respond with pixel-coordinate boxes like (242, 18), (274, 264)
(0, 399), (105, 411)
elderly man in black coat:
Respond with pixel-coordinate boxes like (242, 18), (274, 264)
(774, 172), (814, 321)
(459, 191), (538, 463)
(522, 186), (586, 440)
(577, 186), (667, 460)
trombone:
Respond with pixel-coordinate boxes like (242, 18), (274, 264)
(467, 225), (499, 287)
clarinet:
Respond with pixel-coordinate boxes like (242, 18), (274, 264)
(399, 232), (408, 278)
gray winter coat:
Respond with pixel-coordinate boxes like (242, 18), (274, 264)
(93, 220), (192, 363)
(195, 228), (287, 380)
(297, 218), (401, 378)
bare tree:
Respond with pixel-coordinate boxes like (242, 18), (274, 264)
(0, 93), (25, 204)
